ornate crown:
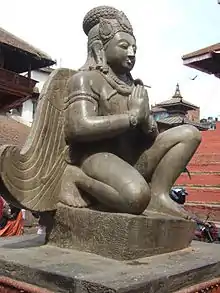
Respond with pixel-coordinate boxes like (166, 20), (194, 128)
(83, 6), (134, 44)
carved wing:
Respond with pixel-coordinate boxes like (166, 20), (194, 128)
(0, 68), (75, 212)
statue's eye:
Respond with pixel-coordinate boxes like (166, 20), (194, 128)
(119, 42), (129, 49)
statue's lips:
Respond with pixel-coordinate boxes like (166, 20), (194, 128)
(125, 58), (134, 66)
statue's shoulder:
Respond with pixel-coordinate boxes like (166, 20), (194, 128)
(68, 70), (103, 94)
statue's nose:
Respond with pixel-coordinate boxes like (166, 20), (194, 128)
(127, 46), (135, 57)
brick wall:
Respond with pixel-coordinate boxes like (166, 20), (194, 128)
(175, 121), (220, 220)
(186, 108), (200, 122)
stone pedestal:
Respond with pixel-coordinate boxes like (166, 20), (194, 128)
(0, 236), (220, 293)
(47, 204), (195, 260)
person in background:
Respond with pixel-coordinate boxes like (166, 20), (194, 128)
(0, 196), (24, 237)
(31, 212), (46, 235)
(0, 196), (4, 221)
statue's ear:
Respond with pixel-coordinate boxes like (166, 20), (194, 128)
(91, 40), (108, 73)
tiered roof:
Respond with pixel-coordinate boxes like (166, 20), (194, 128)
(152, 84), (207, 131)
(0, 27), (56, 72)
(182, 43), (220, 77)
(155, 83), (198, 111)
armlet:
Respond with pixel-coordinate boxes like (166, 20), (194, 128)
(64, 90), (98, 109)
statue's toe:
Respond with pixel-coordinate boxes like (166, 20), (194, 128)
(147, 193), (190, 219)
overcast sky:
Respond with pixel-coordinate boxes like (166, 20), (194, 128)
(1, 0), (220, 118)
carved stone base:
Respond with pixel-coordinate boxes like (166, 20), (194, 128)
(0, 236), (220, 292)
(48, 203), (195, 260)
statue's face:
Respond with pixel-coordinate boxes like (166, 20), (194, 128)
(104, 32), (136, 74)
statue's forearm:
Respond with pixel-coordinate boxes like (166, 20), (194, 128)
(67, 114), (131, 142)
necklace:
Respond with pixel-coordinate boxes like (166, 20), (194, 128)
(99, 69), (134, 95)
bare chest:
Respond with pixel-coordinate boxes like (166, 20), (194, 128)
(98, 87), (130, 115)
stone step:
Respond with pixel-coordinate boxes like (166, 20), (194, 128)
(176, 173), (220, 186)
(185, 202), (220, 221)
(189, 154), (220, 164)
(188, 165), (220, 172)
(176, 187), (220, 203)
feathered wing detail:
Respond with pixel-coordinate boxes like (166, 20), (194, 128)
(0, 68), (77, 212)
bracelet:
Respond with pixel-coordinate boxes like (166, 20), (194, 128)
(129, 113), (138, 128)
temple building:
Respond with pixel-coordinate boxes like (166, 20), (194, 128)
(0, 26), (56, 141)
(0, 27), (55, 111)
(0, 27), (56, 226)
(14, 66), (54, 125)
(182, 1), (220, 76)
(182, 43), (220, 78)
(0, 26), (55, 161)
(151, 83), (207, 132)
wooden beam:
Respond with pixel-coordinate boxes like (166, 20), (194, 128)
(0, 46), (4, 68)
(0, 95), (31, 111)
(27, 63), (31, 80)
(0, 84), (32, 97)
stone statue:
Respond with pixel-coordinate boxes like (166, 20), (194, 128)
(0, 6), (201, 220)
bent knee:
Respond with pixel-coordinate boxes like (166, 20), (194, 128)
(179, 125), (201, 144)
(121, 181), (151, 214)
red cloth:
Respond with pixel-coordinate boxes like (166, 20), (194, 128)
(0, 211), (24, 237)
(0, 197), (4, 220)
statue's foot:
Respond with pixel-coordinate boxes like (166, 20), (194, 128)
(147, 193), (191, 219)
(59, 166), (91, 208)
(59, 184), (90, 208)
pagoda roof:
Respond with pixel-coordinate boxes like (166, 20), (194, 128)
(157, 116), (208, 131)
(151, 106), (167, 113)
(156, 83), (198, 110)
(157, 97), (198, 109)
(182, 43), (220, 60)
(182, 43), (220, 77)
(0, 27), (56, 73)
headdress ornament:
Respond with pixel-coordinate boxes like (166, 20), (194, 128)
(83, 6), (134, 45)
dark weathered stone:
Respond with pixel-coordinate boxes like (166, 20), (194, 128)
(0, 5), (201, 222)
(0, 237), (219, 293)
(47, 204), (195, 260)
